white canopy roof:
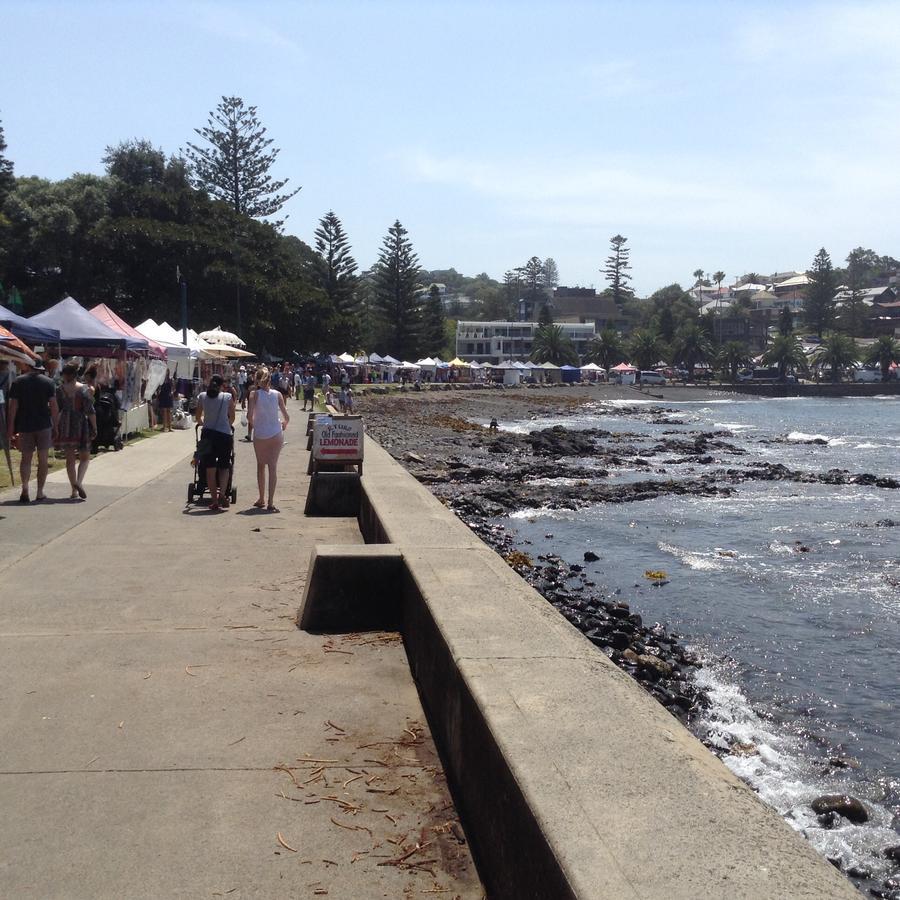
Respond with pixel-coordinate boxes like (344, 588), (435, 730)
(400, 360), (421, 369)
(581, 362), (606, 371)
(539, 361), (560, 369)
(368, 352), (383, 363)
(381, 354), (401, 365)
(416, 357), (437, 366)
(338, 352), (355, 363)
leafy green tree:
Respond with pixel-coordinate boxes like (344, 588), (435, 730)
(628, 329), (661, 370)
(864, 334), (900, 382)
(537, 301), (553, 326)
(0, 118), (15, 207)
(670, 323), (712, 378)
(184, 96), (299, 222)
(310, 210), (360, 347)
(371, 220), (421, 360)
(604, 235), (633, 305)
(530, 324), (579, 366)
(811, 332), (859, 382)
(837, 248), (869, 337)
(421, 284), (446, 356)
(805, 248), (837, 337)
(585, 328), (625, 369)
(718, 341), (750, 382)
(778, 305), (794, 336)
(762, 334), (806, 380)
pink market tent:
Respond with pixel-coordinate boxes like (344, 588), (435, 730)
(610, 362), (637, 372)
(90, 304), (166, 360)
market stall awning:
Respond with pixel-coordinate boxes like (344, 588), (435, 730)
(203, 343), (255, 358)
(448, 357), (469, 366)
(610, 362), (637, 372)
(29, 296), (129, 356)
(0, 324), (41, 364)
(0, 303), (60, 345)
(581, 362), (606, 371)
(89, 304), (161, 358)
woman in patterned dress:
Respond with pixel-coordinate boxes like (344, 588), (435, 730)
(55, 363), (97, 500)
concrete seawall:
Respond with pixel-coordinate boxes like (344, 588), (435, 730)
(301, 437), (859, 899)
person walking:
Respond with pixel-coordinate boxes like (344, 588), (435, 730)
(247, 367), (289, 512)
(237, 366), (248, 408)
(302, 370), (317, 411)
(156, 369), (174, 432)
(293, 368), (303, 401)
(194, 374), (235, 511)
(55, 362), (97, 500)
(6, 360), (59, 503)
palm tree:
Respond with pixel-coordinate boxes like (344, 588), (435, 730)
(530, 324), (579, 366)
(670, 323), (713, 379)
(585, 327), (625, 369)
(628, 329), (661, 370)
(718, 340), (750, 382)
(692, 268), (705, 302)
(811, 332), (859, 382)
(762, 334), (806, 380)
(864, 334), (900, 382)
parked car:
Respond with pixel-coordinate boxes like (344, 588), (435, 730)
(853, 367), (881, 383)
(639, 370), (667, 385)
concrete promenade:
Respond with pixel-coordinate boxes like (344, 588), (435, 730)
(0, 408), (481, 899)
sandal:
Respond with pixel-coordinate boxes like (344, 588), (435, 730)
(76, 485), (87, 499)
(252, 499), (265, 508)
(266, 505), (280, 513)
(209, 502), (220, 511)
(19, 492), (30, 503)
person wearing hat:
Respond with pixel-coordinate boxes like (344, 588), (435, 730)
(237, 365), (248, 408)
(6, 360), (59, 502)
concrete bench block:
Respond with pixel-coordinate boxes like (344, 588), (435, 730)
(304, 472), (361, 516)
(298, 544), (404, 633)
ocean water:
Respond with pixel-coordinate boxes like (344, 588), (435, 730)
(501, 396), (900, 879)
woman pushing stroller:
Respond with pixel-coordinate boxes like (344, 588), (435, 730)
(195, 374), (235, 511)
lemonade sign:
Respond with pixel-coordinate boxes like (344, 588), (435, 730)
(312, 415), (364, 464)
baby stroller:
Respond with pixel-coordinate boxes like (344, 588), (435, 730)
(187, 425), (237, 505)
(92, 388), (123, 452)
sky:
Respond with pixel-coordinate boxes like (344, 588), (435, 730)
(3, 0), (899, 296)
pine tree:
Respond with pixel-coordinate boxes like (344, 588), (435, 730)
(311, 211), (361, 346)
(421, 284), (446, 356)
(604, 235), (633, 305)
(542, 257), (559, 292)
(372, 220), (422, 360)
(0, 118), (15, 205)
(537, 302), (553, 326)
(522, 256), (544, 318)
(184, 96), (300, 222)
(805, 248), (837, 337)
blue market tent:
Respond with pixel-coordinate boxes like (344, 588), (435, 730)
(560, 364), (581, 383)
(29, 296), (141, 356)
(0, 302), (60, 345)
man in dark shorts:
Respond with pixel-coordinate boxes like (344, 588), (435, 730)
(302, 371), (316, 411)
(6, 361), (59, 502)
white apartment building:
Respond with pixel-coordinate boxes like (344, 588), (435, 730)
(455, 320), (596, 363)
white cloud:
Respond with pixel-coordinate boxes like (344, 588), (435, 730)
(184, 2), (302, 52)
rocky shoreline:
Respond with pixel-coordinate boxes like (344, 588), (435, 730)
(359, 387), (900, 897)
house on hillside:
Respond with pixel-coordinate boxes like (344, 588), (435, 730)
(544, 286), (633, 332)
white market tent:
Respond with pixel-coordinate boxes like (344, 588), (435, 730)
(368, 352), (384, 364)
(135, 318), (196, 379)
(581, 362), (606, 372)
(382, 355), (401, 365)
(338, 352), (355, 364)
(400, 360), (421, 369)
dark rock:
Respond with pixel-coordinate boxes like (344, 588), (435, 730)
(884, 845), (900, 863)
(846, 865), (871, 879)
(583, 550), (600, 562)
(608, 631), (631, 650)
(817, 812), (841, 829)
(811, 794), (869, 824)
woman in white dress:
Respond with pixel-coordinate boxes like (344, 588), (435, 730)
(246, 367), (289, 511)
